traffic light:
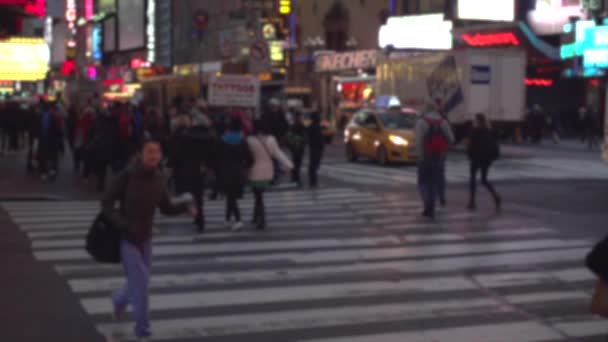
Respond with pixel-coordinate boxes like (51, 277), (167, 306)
(279, 0), (291, 15)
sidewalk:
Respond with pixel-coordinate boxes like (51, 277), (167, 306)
(0, 206), (105, 342)
(0, 151), (99, 201)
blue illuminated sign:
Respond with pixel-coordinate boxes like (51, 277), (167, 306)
(92, 25), (102, 61)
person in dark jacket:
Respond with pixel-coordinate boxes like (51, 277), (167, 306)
(288, 110), (307, 186)
(103, 138), (196, 341)
(38, 103), (65, 181)
(467, 113), (501, 211)
(26, 102), (42, 172)
(167, 114), (216, 235)
(85, 108), (119, 191)
(307, 111), (325, 188)
(216, 118), (253, 231)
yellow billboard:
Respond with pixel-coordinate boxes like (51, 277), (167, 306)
(0, 38), (50, 81)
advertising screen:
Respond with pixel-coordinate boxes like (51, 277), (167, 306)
(118, 0), (145, 50)
(0, 38), (50, 81)
(458, 0), (515, 21)
(104, 17), (116, 52)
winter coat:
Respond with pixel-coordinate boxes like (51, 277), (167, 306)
(167, 126), (217, 191)
(39, 111), (64, 159)
(85, 115), (119, 162)
(102, 160), (187, 246)
(467, 127), (500, 164)
(307, 122), (325, 152)
(414, 111), (455, 159)
(288, 121), (307, 151)
(262, 110), (289, 141)
(247, 134), (293, 182)
(215, 132), (253, 191)
(74, 113), (94, 148)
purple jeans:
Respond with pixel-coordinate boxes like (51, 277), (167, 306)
(112, 240), (152, 338)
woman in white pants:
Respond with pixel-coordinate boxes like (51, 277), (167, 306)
(247, 120), (293, 229)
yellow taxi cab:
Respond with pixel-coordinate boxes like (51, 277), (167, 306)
(344, 107), (418, 165)
(302, 110), (337, 144)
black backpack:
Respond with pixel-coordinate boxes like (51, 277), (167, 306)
(85, 211), (122, 264)
(85, 172), (130, 264)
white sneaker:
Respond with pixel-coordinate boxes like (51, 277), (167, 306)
(231, 221), (244, 231)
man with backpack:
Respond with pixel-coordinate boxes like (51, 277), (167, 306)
(415, 101), (455, 219)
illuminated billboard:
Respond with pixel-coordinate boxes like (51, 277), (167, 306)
(378, 14), (452, 50)
(458, 0), (515, 21)
(0, 38), (50, 81)
(118, 0), (145, 50)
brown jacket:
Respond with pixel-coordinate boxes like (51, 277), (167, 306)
(101, 161), (186, 245)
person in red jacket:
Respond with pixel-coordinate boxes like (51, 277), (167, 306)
(73, 108), (94, 175)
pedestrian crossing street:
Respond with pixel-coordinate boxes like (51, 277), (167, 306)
(2, 187), (607, 342)
(318, 158), (608, 186)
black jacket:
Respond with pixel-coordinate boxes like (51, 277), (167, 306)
(467, 127), (499, 163)
(102, 161), (186, 245)
(307, 122), (325, 151)
(168, 126), (217, 190)
(86, 115), (119, 156)
(215, 134), (253, 190)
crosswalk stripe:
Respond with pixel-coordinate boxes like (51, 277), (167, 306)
(96, 297), (509, 341)
(1, 186), (601, 341)
(298, 321), (562, 342)
(31, 227), (556, 249)
(32, 236), (589, 262)
(315, 158), (608, 186)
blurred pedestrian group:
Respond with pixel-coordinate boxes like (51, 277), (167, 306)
(0, 93), (327, 232)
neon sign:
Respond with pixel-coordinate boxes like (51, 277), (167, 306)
(92, 25), (102, 61)
(525, 78), (553, 87)
(461, 32), (520, 47)
(66, 0), (76, 30)
(85, 0), (94, 20)
(146, 0), (155, 62)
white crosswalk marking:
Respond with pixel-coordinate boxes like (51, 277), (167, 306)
(318, 158), (608, 185)
(0, 187), (602, 341)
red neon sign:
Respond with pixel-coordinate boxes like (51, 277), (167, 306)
(102, 79), (124, 86)
(130, 58), (144, 69)
(525, 78), (553, 87)
(461, 32), (520, 47)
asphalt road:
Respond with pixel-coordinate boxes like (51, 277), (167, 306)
(0, 139), (607, 341)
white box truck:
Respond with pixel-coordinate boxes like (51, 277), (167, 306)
(376, 49), (526, 141)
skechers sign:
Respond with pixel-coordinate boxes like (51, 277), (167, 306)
(315, 50), (377, 72)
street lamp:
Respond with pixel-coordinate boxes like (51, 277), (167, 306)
(303, 36), (326, 74)
(346, 37), (358, 50)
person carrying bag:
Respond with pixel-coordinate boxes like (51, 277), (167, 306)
(586, 236), (608, 316)
(91, 137), (197, 341)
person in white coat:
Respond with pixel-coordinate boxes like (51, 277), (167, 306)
(247, 120), (293, 229)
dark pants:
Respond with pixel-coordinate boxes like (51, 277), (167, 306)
(73, 147), (84, 173)
(469, 161), (499, 205)
(417, 157), (444, 216)
(39, 152), (58, 176)
(176, 182), (204, 232)
(437, 162), (446, 205)
(225, 188), (241, 222)
(291, 148), (305, 183)
(308, 147), (323, 187)
(252, 186), (266, 228)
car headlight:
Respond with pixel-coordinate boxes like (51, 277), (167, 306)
(389, 135), (409, 146)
